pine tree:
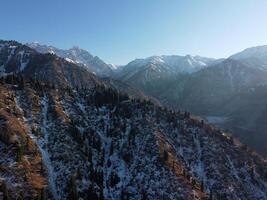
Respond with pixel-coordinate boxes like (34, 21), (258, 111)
(15, 190), (23, 200)
(40, 157), (44, 173)
(250, 166), (255, 180)
(16, 145), (24, 162)
(87, 184), (98, 200)
(209, 190), (213, 200)
(87, 147), (92, 163)
(0, 76), (4, 84)
(1, 181), (10, 200)
(18, 75), (25, 90)
(200, 180), (204, 192)
(163, 150), (168, 162)
(201, 120), (204, 127)
(26, 136), (30, 151)
(141, 189), (148, 200)
(68, 173), (78, 200)
(69, 119), (82, 144)
(76, 168), (82, 180)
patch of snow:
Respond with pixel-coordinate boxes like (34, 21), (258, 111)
(65, 57), (76, 64)
(18, 51), (29, 71)
(26, 96), (59, 200)
(109, 63), (118, 70)
(187, 58), (193, 66)
(48, 50), (55, 54)
(198, 61), (207, 66)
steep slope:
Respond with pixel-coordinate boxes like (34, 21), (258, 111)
(230, 45), (267, 69)
(0, 76), (266, 199)
(0, 40), (35, 75)
(116, 55), (218, 97)
(159, 59), (267, 156)
(0, 40), (106, 89)
(121, 58), (267, 156)
(172, 59), (267, 114)
(101, 77), (161, 105)
(0, 83), (49, 199)
(27, 42), (114, 76)
(211, 85), (267, 156)
(0, 39), (160, 113)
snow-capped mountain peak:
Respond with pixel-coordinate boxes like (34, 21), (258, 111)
(118, 54), (217, 83)
(27, 42), (113, 76)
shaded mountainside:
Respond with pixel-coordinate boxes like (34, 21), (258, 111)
(170, 59), (267, 113)
(162, 59), (267, 156)
(119, 58), (267, 156)
(101, 77), (161, 106)
(0, 40), (105, 89)
(0, 40), (154, 104)
(0, 76), (266, 199)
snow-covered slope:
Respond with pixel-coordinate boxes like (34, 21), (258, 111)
(120, 55), (216, 79)
(0, 76), (266, 199)
(0, 40), (34, 75)
(115, 55), (218, 95)
(230, 45), (267, 61)
(27, 42), (114, 76)
(230, 45), (267, 70)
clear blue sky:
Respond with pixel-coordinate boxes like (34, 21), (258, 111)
(1, 0), (267, 65)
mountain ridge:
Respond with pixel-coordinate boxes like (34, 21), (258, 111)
(27, 42), (114, 77)
(0, 75), (266, 199)
(0, 39), (267, 199)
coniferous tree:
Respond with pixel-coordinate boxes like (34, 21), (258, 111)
(16, 190), (23, 200)
(141, 189), (148, 200)
(69, 119), (82, 144)
(87, 147), (92, 163)
(68, 173), (78, 200)
(250, 166), (255, 180)
(200, 180), (205, 192)
(26, 136), (30, 151)
(0, 76), (4, 84)
(40, 157), (44, 173)
(40, 188), (46, 200)
(16, 145), (24, 162)
(163, 150), (168, 162)
(87, 184), (98, 200)
(201, 120), (204, 127)
(110, 172), (120, 188)
(209, 190), (213, 200)
(18, 75), (25, 90)
(1, 181), (10, 200)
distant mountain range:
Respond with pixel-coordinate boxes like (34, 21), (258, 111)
(3, 40), (267, 156)
(26, 42), (223, 78)
(0, 39), (267, 199)
(0, 40), (154, 102)
(116, 48), (267, 156)
(13, 40), (267, 155)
